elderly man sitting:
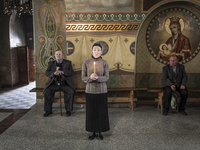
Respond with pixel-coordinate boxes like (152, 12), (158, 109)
(162, 55), (188, 116)
(43, 49), (75, 117)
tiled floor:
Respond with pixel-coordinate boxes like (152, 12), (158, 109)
(0, 101), (200, 150)
(0, 109), (30, 135)
(1, 83), (200, 149)
(0, 82), (36, 109)
(0, 82), (35, 135)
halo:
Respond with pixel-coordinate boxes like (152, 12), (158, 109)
(159, 43), (167, 50)
(165, 18), (184, 35)
(146, 7), (200, 65)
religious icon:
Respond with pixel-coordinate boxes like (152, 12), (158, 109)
(146, 7), (200, 64)
(158, 43), (173, 57)
(157, 16), (192, 62)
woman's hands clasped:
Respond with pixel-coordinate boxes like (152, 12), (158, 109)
(90, 73), (98, 80)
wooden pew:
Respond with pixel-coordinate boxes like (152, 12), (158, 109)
(147, 88), (164, 113)
(148, 88), (200, 113)
(30, 87), (147, 111)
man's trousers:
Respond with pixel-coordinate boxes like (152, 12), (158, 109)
(163, 86), (188, 112)
(44, 84), (74, 112)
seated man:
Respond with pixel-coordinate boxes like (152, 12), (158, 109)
(43, 49), (75, 117)
(162, 55), (188, 116)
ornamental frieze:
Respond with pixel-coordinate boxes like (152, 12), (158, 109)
(66, 23), (140, 32)
(66, 13), (146, 22)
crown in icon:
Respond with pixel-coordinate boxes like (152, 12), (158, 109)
(169, 16), (181, 22)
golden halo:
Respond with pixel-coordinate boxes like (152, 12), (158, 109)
(159, 43), (167, 50)
(165, 18), (184, 35)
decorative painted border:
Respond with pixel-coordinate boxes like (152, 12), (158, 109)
(66, 23), (140, 32)
(146, 7), (200, 65)
(65, 13), (146, 22)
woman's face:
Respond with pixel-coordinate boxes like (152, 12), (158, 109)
(92, 46), (102, 58)
(170, 24), (179, 35)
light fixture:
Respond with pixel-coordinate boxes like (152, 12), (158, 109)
(3, 0), (32, 16)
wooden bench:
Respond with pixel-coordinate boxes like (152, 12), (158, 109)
(147, 88), (164, 113)
(29, 87), (147, 111)
(148, 88), (200, 113)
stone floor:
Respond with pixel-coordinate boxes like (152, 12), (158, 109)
(0, 99), (200, 150)
(0, 82), (36, 109)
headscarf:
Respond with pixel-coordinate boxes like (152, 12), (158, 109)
(91, 42), (103, 58)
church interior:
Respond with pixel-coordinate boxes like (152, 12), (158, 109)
(1, 0), (200, 149)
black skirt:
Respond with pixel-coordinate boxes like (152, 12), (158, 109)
(86, 93), (110, 132)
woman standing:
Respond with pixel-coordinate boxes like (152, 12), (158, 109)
(81, 42), (110, 140)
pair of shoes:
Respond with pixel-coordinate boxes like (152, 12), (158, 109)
(179, 110), (187, 116)
(66, 111), (71, 116)
(88, 132), (95, 140)
(98, 133), (103, 140)
(43, 111), (52, 117)
(163, 111), (168, 116)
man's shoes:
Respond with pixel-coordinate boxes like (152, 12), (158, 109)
(66, 111), (71, 116)
(98, 133), (103, 140)
(163, 111), (168, 116)
(179, 110), (187, 116)
(43, 111), (52, 117)
(88, 132), (95, 140)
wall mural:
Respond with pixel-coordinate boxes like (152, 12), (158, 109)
(66, 34), (136, 72)
(66, 13), (146, 22)
(66, 23), (140, 31)
(130, 41), (135, 55)
(64, 0), (147, 22)
(146, 7), (200, 64)
(37, 0), (65, 70)
(66, 41), (75, 56)
(64, 0), (133, 12)
(99, 41), (109, 55)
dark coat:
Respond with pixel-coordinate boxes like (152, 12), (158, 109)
(162, 63), (187, 87)
(43, 59), (75, 93)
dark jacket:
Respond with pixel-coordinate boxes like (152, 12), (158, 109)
(43, 59), (75, 93)
(162, 63), (187, 87)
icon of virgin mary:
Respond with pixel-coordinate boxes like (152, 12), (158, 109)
(158, 16), (192, 61)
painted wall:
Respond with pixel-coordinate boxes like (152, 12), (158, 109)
(65, 0), (133, 12)
(33, 0), (143, 99)
(33, 0), (67, 97)
(64, 0), (142, 92)
(135, 1), (200, 99)
(33, 0), (200, 99)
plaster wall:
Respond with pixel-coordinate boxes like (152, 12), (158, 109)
(136, 1), (200, 89)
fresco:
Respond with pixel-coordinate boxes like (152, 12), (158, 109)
(66, 34), (136, 72)
(37, 0), (65, 70)
(146, 7), (200, 64)
(64, 0), (133, 12)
